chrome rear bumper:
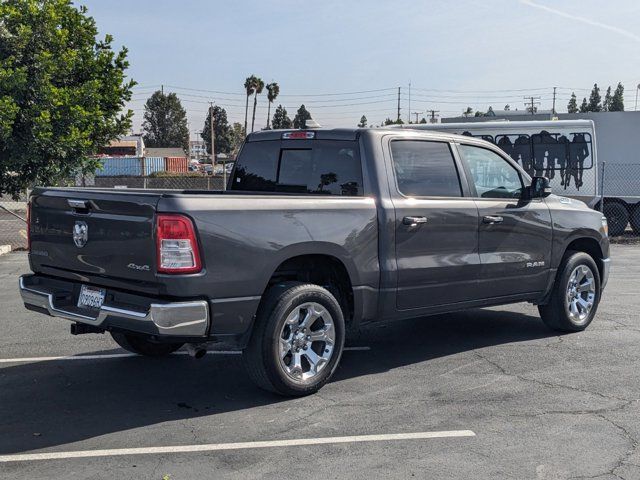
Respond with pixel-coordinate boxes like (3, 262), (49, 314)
(19, 275), (209, 337)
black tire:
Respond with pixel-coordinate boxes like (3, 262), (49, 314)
(243, 282), (345, 396)
(630, 203), (640, 235)
(538, 251), (601, 332)
(603, 202), (629, 237)
(111, 332), (183, 357)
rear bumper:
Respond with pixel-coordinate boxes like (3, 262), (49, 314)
(19, 274), (209, 338)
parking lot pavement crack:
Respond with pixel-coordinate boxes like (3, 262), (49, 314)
(267, 404), (334, 437)
(594, 411), (640, 480)
(473, 351), (632, 404)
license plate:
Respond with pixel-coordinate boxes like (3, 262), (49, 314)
(77, 285), (106, 310)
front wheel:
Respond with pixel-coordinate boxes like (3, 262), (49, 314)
(538, 251), (601, 332)
(111, 332), (183, 357)
(243, 282), (345, 396)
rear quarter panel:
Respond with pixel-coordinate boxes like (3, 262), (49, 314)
(156, 195), (379, 299)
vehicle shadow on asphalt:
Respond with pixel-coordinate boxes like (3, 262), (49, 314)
(0, 308), (557, 454)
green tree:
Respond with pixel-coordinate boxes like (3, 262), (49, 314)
(0, 0), (134, 198)
(504, 104), (511, 111)
(610, 82), (625, 111)
(567, 92), (578, 113)
(265, 82), (279, 129)
(271, 105), (292, 129)
(229, 122), (245, 154)
(603, 86), (612, 111)
(251, 77), (264, 133)
(201, 106), (232, 155)
(383, 118), (404, 125)
(293, 104), (312, 129)
(142, 91), (189, 151)
(579, 97), (589, 113)
(587, 83), (602, 112)
(358, 115), (367, 128)
(243, 75), (258, 134)
(419, 117), (427, 124)
(463, 107), (473, 117)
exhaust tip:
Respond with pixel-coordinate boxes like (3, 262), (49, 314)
(186, 343), (207, 359)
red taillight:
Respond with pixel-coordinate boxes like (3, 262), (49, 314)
(26, 202), (31, 252)
(156, 214), (202, 274)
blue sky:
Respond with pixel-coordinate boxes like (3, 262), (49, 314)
(79, 0), (640, 133)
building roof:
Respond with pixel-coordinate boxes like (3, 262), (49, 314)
(145, 147), (186, 158)
(107, 140), (138, 149)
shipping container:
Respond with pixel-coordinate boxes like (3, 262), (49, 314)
(96, 157), (142, 176)
(165, 157), (188, 173)
(143, 157), (165, 176)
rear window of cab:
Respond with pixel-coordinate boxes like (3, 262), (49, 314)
(231, 140), (363, 196)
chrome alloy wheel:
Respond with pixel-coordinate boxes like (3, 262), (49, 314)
(278, 302), (336, 382)
(565, 265), (596, 324)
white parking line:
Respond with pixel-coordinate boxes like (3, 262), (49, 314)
(0, 346), (370, 364)
(0, 430), (476, 462)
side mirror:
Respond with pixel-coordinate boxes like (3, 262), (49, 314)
(529, 176), (551, 199)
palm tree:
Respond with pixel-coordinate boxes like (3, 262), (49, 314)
(243, 75), (258, 134)
(265, 82), (280, 129)
(251, 77), (264, 133)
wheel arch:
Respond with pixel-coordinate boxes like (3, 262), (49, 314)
(563, 237), (605, 280)
(259, 244), (360, 327)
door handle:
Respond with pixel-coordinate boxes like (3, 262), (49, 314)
(483, 215), (504, 224)
(403, 216), (428, 227)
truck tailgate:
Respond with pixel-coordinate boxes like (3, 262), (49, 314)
(29, 188), (161, 283)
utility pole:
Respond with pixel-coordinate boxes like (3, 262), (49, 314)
(524, 96), (541, 115)
(412, 111), (423, 124)
(552, 87), (557, 115)
(209, 102), (216, 175)
(397, 87), (401, 122)
(408, 81), (411, 123)
(427, 109), (440, 123)
(635, 84), (640, 111)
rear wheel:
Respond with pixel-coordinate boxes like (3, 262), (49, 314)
(243, 282), (345, 396)
(111, 332), (183, 357)
(603, 202), (629, 237)
(538, 251), (601, 332)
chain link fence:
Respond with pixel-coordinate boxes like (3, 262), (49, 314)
(2, 163), (640, 251)
(0, 174), (227, 251)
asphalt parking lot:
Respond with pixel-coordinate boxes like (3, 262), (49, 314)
(1, 246), (640, 479)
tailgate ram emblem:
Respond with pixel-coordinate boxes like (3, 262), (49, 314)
(73, 221), (89, 248)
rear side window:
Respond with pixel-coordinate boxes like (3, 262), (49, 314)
(390, 140), (462, 197)
(231, 140), (363, 195)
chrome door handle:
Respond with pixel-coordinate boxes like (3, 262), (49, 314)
(483, 215), (504, 224)
(403, 216), (428, 227)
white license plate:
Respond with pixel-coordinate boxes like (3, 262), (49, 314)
(77, 285), (106, 310)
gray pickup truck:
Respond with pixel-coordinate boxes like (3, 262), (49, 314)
(20, 128), (610, 396)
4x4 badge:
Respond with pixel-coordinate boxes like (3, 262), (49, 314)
(73, 221), (88, 248)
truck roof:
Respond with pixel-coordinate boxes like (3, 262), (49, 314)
(245, 127), (479, 143)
